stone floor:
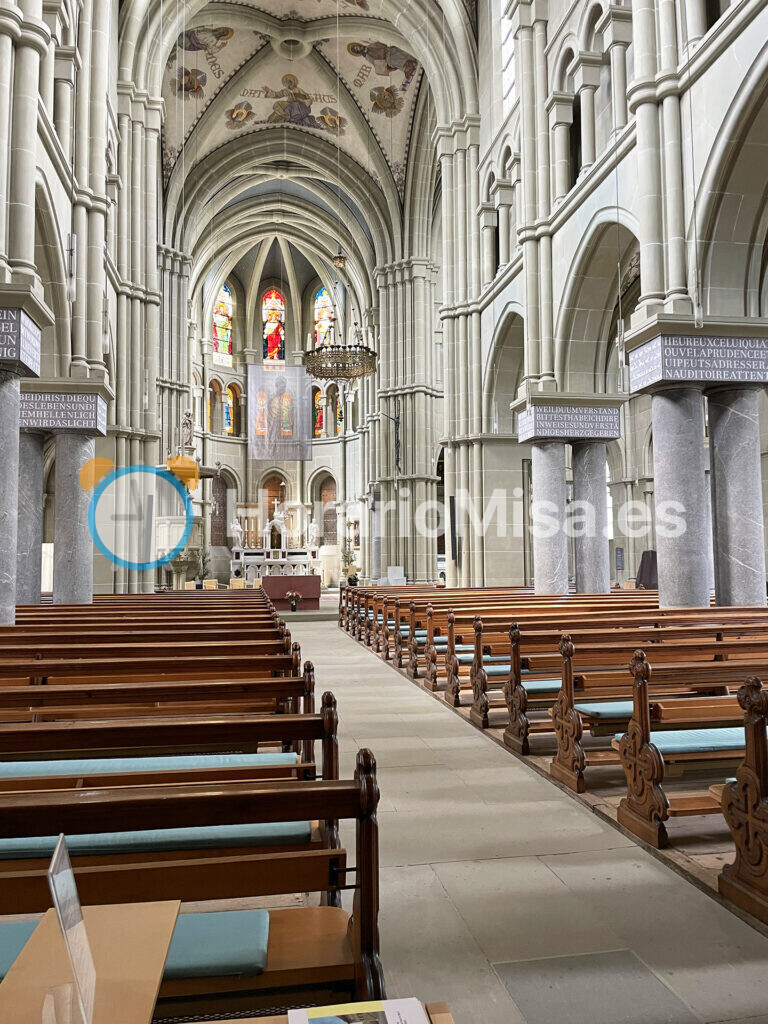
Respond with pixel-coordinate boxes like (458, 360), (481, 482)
(295, 620), (768, 1024)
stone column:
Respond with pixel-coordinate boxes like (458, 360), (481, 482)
(369, 492), (382, 583)
(8, 3), (50, 283)
(597, 5), (632, 133)
(628, 0), (665, 308)
(708, 388), (766, 606)
(16, 430), (44, 604)
(492, 180), (515, 267)
(683, 0), (708, 49)
(547, 93), (574, 202)
(531, 442), (569, 595)
(651, 388), (711, 607)
(0, 371), (21, 622)
(572, 441), (610, 594)
(479, 204), (497, 287)
(572, 53), (602, 173)
(53, 433), (96, 604)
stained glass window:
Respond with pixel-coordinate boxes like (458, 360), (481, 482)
(213, 284), (233, 367)
(224, 385), (239, 435)
(336, 397), (343, 435)
(314, 287), (335, 348)
(262, 288), (286, 363)
(313, 388), (324, 438)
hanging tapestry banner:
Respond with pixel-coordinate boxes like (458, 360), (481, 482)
(248, 364), (313, 461)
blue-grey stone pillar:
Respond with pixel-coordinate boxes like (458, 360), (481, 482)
(572, 441), (610, 593)
(708, 387), (766, 606)
(0, 371), (21, 623)
(53, 433), (95, 604)
(651, 387), (711, 607)
(16, 430), (44, 604)
(531, 442), (569, 595)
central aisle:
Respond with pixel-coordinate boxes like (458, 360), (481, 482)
(296, 620), (768, 1024)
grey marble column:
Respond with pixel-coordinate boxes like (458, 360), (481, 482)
(651, 388), (711, 607)
(531, 442), (569, 595)
(16, 431), (44, 605)
(708, 387), (766, 606)
(370, 497), (382, 583)
(53, 433), (95, 605)
(572, 441), (610, 593)
(0, 371), (21, 624)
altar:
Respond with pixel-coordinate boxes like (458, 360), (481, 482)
(261, 573), (321, 610)
(229, 506), (322, 584)
(230, 547), (322, 582)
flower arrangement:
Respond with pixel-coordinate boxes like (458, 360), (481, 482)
(285, 590), (303, 612)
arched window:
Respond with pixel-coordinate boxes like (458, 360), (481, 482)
(314, 287), (335, 348)
(224, 384), (241, 436)
(213, 284), (234, 367)
(192, 373), (203, 426)
(262, 288), (286, 363)
(208, 380), (223, 434)
(313, 387), (324, 438)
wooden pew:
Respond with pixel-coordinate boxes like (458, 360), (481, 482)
(613, 655), (758, 847)
(0, 644), (303, 687)
(549, 638), (768, 793)
(718, 676), (768, 926)
(0, 750), (385, 1012)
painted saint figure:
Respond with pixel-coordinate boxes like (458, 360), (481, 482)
(167, 26), (234, 68)
(348, 41), (418, 91)
(265, 74), (321, 128)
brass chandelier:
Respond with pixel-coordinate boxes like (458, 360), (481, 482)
(305, 334), (377, 382)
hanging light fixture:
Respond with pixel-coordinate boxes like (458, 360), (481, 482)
(332, 245), (347, 271)
(305, 330), (377, 382)
(305, 0), (376, 383)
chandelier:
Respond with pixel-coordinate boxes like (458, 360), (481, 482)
(305, 338), (377, 382)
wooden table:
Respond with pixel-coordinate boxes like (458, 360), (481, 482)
(0, 902), (180, 1024)
(211, 1003), (456, 1024)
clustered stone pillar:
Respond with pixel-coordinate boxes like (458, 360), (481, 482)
(572, 441), (610, 594)
(53, 433), (96, 605)
(0, 371), (21, 623)
(651, 387), (711, 607)
(16, 430), (45, 605)
(708, 387), (766, 606)
(531, 442), (569, 595)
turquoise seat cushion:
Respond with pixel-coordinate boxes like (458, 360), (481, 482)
(0, 820), (312, 861)
(458, 654), (509, 665)
(484, 665), (512, 677)
(0, 919), (37, 979)
(0, 753), (298, 779)
(164, 910), (269, 979)
(523, 678), (562, 694)
(574, 701), (633, 720)
(612, 727), (745, 756)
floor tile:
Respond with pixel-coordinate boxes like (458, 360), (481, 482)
(494, 950), (701, 1024)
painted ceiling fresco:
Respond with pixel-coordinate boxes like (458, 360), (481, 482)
(161, 3), (423, 197)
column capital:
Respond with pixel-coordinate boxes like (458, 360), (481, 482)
(477, 203), (498, 229)
(546, 90), (574, 128)
(512, 392), (626, 443)
(568, 51), (603, 92)
(596, 4), (634, 47)
(506, 0), (548, 29)
(490, 178), (516, 207)
(625, 315), (768, 394)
